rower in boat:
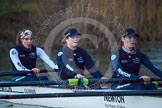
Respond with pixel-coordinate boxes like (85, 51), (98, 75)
(9, 29), (58, 82)
(110, 28), (162, 90)
(56, 27), (105, 88)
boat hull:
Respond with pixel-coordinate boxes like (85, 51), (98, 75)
(0, 86), (162, 108)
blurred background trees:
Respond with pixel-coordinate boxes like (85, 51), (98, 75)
(0, 0), (162, 74)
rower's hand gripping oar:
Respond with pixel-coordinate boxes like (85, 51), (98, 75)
(0, 78), (89, 87)
(0, 69), (55, 76)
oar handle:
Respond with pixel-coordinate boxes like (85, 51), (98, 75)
(150, 78), (162, 81)
(0, 69), (54, 76)
(0, 78), (161, 87)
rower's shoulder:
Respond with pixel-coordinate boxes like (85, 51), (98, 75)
(111, 49), (120, 56)
(56, 49), (63, 57)
(136, 50), (148, 57)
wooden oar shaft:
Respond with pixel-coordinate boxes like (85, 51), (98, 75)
(1, 90), (162, 99)
(0, 69), (54, 76)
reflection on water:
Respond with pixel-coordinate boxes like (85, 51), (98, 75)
(0, 100), (58, 108)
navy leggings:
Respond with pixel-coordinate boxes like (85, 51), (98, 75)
(111, 82), (157, 90)
(12, 75), (49, 81)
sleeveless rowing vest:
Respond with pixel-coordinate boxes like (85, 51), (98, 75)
(11, 45), (37, 70)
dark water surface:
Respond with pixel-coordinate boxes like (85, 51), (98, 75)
(0, 100), (57, 108)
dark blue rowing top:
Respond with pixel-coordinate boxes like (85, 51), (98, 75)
(110, 47), (162, 81)
(56, 46), (103, 80)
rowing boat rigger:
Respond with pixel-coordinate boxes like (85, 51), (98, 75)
(0, 78), (162, 108)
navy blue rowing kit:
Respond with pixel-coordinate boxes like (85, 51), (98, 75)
(110, 47), (162, 90)
(9, 45), (58, 81)
(56, 46), (103, 80)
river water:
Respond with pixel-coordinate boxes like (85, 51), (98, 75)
(0, 100), (56, 108)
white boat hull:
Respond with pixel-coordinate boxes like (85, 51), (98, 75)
(0, 86), (162, 108)
(6, 96), (162, 108)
